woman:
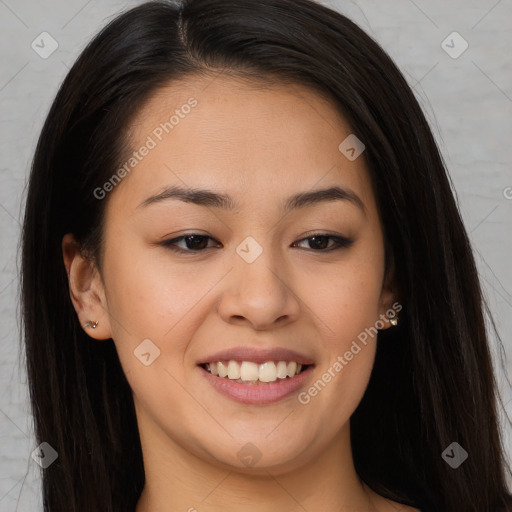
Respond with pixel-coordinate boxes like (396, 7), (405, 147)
(20, 0), (512, 511)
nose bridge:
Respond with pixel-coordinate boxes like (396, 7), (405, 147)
(217, 233), (301, 329)
(235, 233), (289, 296)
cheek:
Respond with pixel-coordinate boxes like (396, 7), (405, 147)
(303, 253), (384, 343)
(296, 242), (383, 413)
(100, 246), (205, 407)
(299, 265), (381, 429)
(101, 239), (232, 380)
(102, 237), (209, 335)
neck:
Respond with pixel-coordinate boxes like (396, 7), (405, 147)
(134, 408), (378, 512)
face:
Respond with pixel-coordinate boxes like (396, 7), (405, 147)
(66, 74), (396, 475)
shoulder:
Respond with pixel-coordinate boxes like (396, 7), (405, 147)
(375, 497), (420, 512)
(368, 488), (420, 511)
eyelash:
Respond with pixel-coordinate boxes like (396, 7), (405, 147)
(159, 233), (354, 254)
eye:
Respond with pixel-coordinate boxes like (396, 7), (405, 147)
(292, 233), (354, 252)
(159, 234), (221, 254)
(160, 232), (354, 254)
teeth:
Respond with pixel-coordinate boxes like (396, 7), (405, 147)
(259, 362), (276, 383)
(205, 360), (304, 383)
(217, 361), (228, 378)
(227, 360), (241, 379)
(209, 362), (219, 376)
(240, 361), (259, 382)
(276, 361), (288, 378)
(287, 361), (297, 378)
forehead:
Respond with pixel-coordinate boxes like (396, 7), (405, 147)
(108, 74), (375, 217)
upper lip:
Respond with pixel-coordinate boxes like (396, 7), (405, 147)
(197, 346), (315, 366)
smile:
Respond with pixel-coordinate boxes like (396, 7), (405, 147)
(202, 360), (308, 384)
(199, 361), (314, 405)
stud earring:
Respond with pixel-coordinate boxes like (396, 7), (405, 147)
(84, 320), (98, 329)
(389, 316), (398, 326)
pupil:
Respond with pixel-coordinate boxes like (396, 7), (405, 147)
(187, 235), (207, 250)
(310, 236), (328, 249)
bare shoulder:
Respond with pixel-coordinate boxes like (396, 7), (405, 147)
(375, 495), (421, 512)
(385, 502), (420, 512)
(365, 485), (421, 512)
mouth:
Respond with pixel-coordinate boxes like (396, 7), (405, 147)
(199, 360), (313, 385)
(198, 360), (315, 405)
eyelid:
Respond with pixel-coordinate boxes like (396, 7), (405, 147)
(159, 233), (220, 253)
(159, 232), (354, 254)
(294, 233), (354, 250)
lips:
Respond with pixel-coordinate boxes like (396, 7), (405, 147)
(196, 346), (315, 366)
(199, 363), (315, 404)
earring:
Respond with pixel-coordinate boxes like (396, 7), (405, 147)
(84, 320), (98, 329)
(389, 317), (398, 326)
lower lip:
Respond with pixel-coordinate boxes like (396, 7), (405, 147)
(198, 365), (314, 405)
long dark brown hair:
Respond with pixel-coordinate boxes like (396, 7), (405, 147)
(20, 1), (512, 511)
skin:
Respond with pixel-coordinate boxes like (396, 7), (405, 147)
(62, 75), (418, 512)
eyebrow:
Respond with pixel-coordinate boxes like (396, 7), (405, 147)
(138, 184), (365, 214)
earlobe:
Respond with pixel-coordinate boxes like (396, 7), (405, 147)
(61, 233), (112, 340)
(378, 248), (401, 329)
(378, 290), (400, 330)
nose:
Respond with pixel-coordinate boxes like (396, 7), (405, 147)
(216, 240), (301, 331)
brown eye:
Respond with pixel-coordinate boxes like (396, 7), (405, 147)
(160, 232), (354, 255)
(160, 234), (221, 253)
(293, 234), (354, 252)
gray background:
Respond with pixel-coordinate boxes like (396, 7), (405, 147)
(1, 0), (511, 509)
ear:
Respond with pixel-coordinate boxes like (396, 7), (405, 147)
(62, 233), (112, 340)
(377, 245), (401, 330)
